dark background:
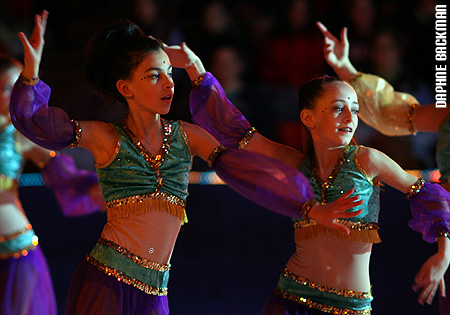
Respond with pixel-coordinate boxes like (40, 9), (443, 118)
(2, 0), (448, 314)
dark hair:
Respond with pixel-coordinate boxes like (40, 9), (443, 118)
(84, 20), (164, 103)
(0, 54), (22, 74)
(298, 75), (344, 115)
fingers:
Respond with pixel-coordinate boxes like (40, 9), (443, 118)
(338, 188), (355, 199)
(413, 277), (441, 305)
(316, 21), (327, 34)
(340, 27), (348, 44)
(316, 21), (339, 43)
(440, 278), (446, 298)
(18, 32), (31, 51)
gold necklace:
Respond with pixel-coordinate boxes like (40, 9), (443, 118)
(121, 118), (172, 191)
(310, 145), (350, 203)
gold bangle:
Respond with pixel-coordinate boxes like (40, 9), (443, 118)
(300, 199), (317, 220)
(436, 230), (450, 242)
(405, 177), (425, 199)
(192, 74), (206, 87)
(239, 127), (257, 150)
(68, 119), (82, 148)
(19, 74), (39, 86)
(207, 145), (227, 168)
(407, 104), (419, 135)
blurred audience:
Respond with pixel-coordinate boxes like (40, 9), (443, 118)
(0, 0), (440, 170)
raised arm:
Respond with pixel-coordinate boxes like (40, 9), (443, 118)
(358, 146), (450, 304)
(11, 11), (77, 150)
(317, 22), (424, 136)
(162, 40), (305, 168)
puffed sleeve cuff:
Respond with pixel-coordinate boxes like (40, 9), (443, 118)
(189, 72), (253, 149)
(350, 73), (420, 136)
(212, 147), (314, 218)
(409, 182), (450, 243)
(10, 79), (76, 150)
(41, 154), (105, 217)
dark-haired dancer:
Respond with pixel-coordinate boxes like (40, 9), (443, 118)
(11, 11), (368, 314)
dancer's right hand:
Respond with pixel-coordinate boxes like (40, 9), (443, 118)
(316, 21), (358, 81)
(18, 10), (48, 79)
(308, 188), (364, 234)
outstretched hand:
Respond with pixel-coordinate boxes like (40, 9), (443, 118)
(162, 42), (206, 80)
(18, 10), (48, 79)
(413, 252), (450, 305)
(316, 21), (357, 81)
(308, 188), (364, 234)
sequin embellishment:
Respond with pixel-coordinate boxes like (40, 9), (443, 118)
(121, 119), (172, 192)
(310, 145), (351, 203)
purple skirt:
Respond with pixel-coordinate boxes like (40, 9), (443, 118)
(262, 291), (334, 315)
(0, 245), (57, 315)
(64, 259), (169, 315)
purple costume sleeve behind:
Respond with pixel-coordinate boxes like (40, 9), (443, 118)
(41, 154), (105, 217)
(409, 182), (450, 243)
(189, 72), (251, 149)
(10, 80), (75, 150)
(214, 149), (314, 218)
(190, 72), (314, 217)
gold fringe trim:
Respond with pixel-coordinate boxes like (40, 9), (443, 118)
(85, 255), (168, 296)
(0, 224), (33, 243)
(98, 238), (171, 271)
(274, 287), (372, 315)
(294, 221), (381, 244)
(0, 243), (38, 260)
(282, 268), (372, 298)
(107, 193), (187, 224)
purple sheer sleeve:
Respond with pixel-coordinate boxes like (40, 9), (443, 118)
(213, 148), (314, 218)
(189, 72), (251, 149)
(409, 182), (450, 243)
(41, 154), (105, 217)
(10, 80), (75, 150)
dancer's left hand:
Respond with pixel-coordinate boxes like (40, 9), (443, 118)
(413, 252), (449, 305)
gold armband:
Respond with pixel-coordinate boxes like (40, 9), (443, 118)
(207, 145), (228, 168)
(436, 230), (450, 242)
(405, 177), (425, 199)
(239, 127), (257, 150)
(19, 74), (39, 86)
(68, 119), (82, 148)
(192, 74), (206, 87)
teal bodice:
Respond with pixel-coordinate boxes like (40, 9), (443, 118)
(96, 120), (192, 203)
(0, 124), (22, 179)
(298, 146), (380, 224)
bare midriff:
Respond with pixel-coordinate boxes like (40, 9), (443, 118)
(0, 190), (29, 236)
(101, 210), (181, 265)
(285, 235), (372, 292)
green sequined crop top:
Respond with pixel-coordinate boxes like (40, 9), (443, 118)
(96, 120), (192, 222)
(296, 145), (381, 243)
